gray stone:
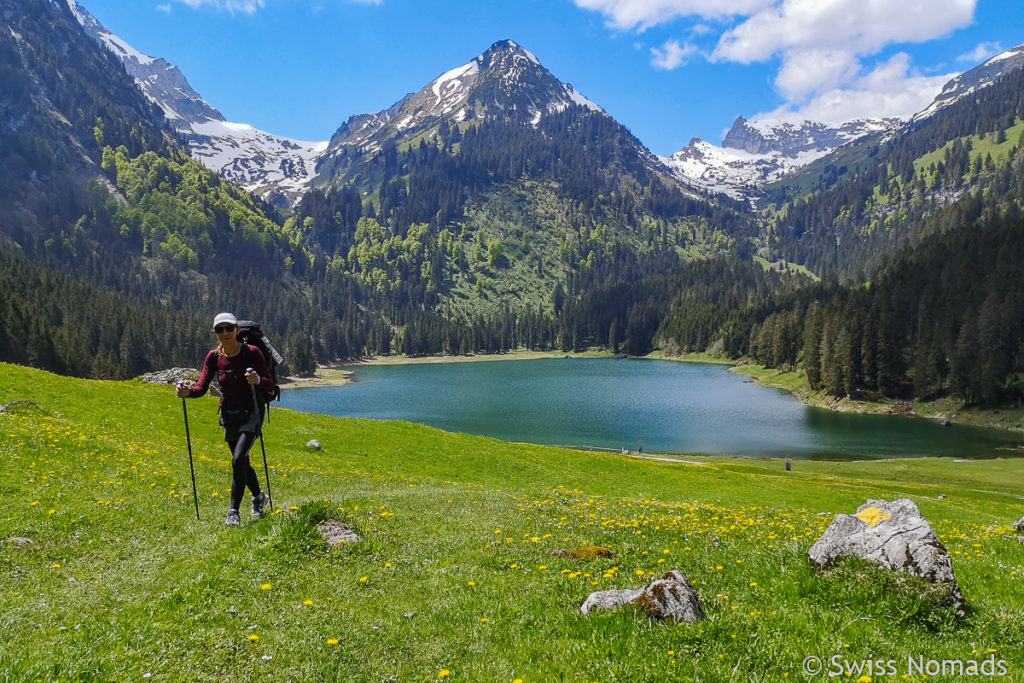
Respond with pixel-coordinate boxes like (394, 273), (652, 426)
(580, 588), (643, 616)
(0, 404), (7, 414)
(633, 571), (706, 623)
(6, 536), (33, 547)
(306, 439), (322, 450)
(581, 570), (705, 623)
(809, 498), (964, 606)
(138, 368), (197, 385)
(317, 519), (361, 546)
(1014, 516), (1024, 532)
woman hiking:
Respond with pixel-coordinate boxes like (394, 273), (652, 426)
(176, 312), (274, 527)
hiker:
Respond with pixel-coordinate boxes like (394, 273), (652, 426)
(176, 312), (275, 527)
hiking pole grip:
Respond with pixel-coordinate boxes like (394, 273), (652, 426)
(249, 370), (273, 511)
(178, 383), (200, 520)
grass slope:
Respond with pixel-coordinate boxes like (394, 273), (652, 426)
(2, 363), (1023, 681)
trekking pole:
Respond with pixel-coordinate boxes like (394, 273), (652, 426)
(248, 370), (274, 511)
(178, 383), (200, 520)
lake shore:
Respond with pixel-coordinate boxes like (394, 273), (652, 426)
(725, 359), (1024, 435)
(279, 349), (617, 389)
(281, 349), (1024, 436)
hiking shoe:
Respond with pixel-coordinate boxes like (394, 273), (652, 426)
(251, 492), (270, 518)
(225, 509), (241, 527)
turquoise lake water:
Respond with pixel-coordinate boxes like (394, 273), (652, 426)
(278, 358), (1024, 460)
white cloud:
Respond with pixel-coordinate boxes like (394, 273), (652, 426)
(713, 0), (977, 63)
(574, 0), (977, 123)
(774, 48), (859, 101)
(572, 0), (773, 31)
(172, 0), (265, 13)
(957, 41), (1002, 63)
(756, 53), (954, 124)
(156, 3), (172, 12)
(651, 39), (697, 70)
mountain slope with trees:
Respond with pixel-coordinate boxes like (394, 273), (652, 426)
(764, 63), (1024, 280)
(5, 0), (1024, 415)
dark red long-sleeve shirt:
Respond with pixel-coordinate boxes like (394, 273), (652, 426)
(187, 345), (275, 401)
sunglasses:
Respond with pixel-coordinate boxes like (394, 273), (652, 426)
(213, 324), (236, 333)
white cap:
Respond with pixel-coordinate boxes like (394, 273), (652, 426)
(213, 312), (238, 327)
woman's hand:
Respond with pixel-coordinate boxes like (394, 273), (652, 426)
(245, 368), (260, 386)
(176, 381), (191, 398)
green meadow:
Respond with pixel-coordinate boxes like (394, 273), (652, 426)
(2, 363), (1023, 682)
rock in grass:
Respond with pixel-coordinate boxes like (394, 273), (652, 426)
(6, 536), (33, 547)
(1014, 515), (1024, 532)
(306, 439), (322, 450)
(580, 588), (643, 615)
(317, 519), (360, 546)
(632, 571), (705, 623)
(581, 570), (705, 623)
(809, 498), (964, 607)
(138, 368), (197, 385)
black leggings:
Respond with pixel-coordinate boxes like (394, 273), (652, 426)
(228, 432), (262, 511)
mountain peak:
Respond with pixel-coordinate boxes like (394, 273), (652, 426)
(915, 43), (1024, 121)
(328, 39), (601, 151)
(479, 39), (541, 65)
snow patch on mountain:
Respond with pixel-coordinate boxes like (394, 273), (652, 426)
(329, 39), (603, 156)
(187, 121), (327, 196)
(914, 44), (1024, 121)
(71, 0), (325, 205)
(663, 116), (900, 200)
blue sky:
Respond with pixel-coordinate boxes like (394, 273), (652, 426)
(78, 0), (1023, 155)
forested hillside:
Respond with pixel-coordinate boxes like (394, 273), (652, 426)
(0, 0), (166, 247)
(294, 108), (757, 332)
(765, 66), (1024, 279)
(660, 151), (1024, 406)
(5, 0), (1024, 413)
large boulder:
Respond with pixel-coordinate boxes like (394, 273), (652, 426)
(809, 498), (964, 607)
(581, 570), (705, 623)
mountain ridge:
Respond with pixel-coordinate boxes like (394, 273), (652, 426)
(70, 0), (325, 206)
(663, 43), (1024, 201)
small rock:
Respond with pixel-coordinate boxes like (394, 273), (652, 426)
(317, 519), (361, 546)
(306, 439), (322, 450)
(138, 368), (198, 385)
(1014, 516), (1024, 532)
(0, 404), (7, 414)
(6, 537), (33, 547)
(937, 494), (946, 500)
(581, 570), (704, 623)
(809, 499), (964, 607)
(580, 588), (643, 615)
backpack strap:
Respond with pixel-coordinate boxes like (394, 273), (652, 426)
(242, 343), (273, 424)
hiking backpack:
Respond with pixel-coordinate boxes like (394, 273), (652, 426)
(236, 319), (285, 404)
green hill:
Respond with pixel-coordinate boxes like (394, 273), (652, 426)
(2, 363), (1022, 680)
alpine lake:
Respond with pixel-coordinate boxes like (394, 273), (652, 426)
(278, 357), (1024, 460)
